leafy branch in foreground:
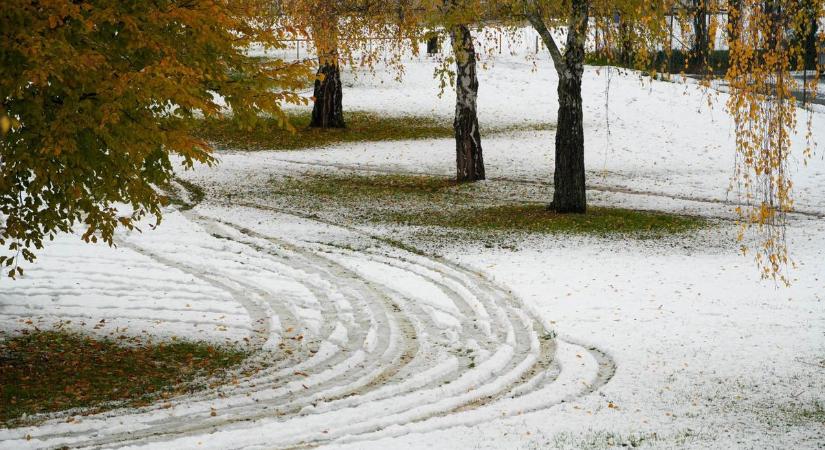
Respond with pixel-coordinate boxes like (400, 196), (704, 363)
(725, 0), (823, 284)
(0, 0), (311, 277)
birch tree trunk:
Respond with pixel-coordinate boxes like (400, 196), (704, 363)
(526, 0), (589, 212)
(450, 24), (485, 182)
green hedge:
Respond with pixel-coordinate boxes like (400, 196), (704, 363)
(586, 50), (731, 75)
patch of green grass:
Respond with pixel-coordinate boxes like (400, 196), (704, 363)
(276, 173), (461, 200)
(542, 428), (706, 449)
(776, 400), (825, 426)
(0, 330), (247, 425)
(197, 111), (551, 151)
(271, 174), (707, 237)
(161, 177), (206, 211)
(175, 177), (205, 207)
(197, 111), (452, 151)
(795, 401), (825, 422)
(397, 204), (707, 236)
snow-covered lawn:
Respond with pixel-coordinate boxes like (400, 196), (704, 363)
(1, 52), (823, 449)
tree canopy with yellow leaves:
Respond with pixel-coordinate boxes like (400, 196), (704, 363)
(2, 0), (821, 283)
(0, 0), (310, 276)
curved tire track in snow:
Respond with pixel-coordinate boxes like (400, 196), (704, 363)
(2, 205), (614, 449)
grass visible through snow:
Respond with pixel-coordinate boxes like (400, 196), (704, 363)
(197, 111), (551, 151)
(394, 204), (706, 235)
(283, 173), (459, 199)
(269, 174), (708, 237)
(0, 330), (247, 425)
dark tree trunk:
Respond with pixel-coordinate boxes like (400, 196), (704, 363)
(802, 1), (819, 70)
(727, 0), (741, 46)
(618, 17), (634, 66)
(427, 35), (440, 55)
(310, 62), (345, 129)
(804, 17), (819, 71)
(690, 0), (710, 72)
(526, 0), (589, 213)
(450, 24), (485, 182)
(764, 1), (781, 52)
(552, 57), (587, 214)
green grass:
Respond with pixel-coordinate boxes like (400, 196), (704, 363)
(276, 173), (461, 200)
(393, 203), (705, 236)
(197, 111), (452, 151)
(397, 204), (706, 236)
(777, 400), (825, 426)
(0, 330), (247, 425)
(795, 401), (825, 423)
(543, 428), (706, 449)
(270, 174), (707, 237)
(163, 177), (206, 211)
(197, 111), (551, 152)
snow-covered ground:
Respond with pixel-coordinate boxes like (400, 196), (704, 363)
(1, 47), (824, 449)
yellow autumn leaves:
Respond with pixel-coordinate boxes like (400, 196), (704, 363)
(723, 0), (822, 284)
(0, 115), (10, 136)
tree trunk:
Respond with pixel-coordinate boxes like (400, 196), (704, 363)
(618, 16), (634, 66)
(690, 0), (710, 72)
(553, 73), (586, 213)
(427, 35), (440, 55)
(450, 24), (485, 182)
(552, 49), (587, 212)
(802, 0), (819, 70)
(727, 0), (741, 46)
(764, 1), (781, 52)
(310, 62), (345, 128)
(804, 17), (819, 71)
(525, 0), (589, 212)
(310, 22), (345, 129)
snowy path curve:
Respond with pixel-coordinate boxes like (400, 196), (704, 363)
(1, 204), (614, 450)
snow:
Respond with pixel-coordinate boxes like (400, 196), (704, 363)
(1, 30), (824, 450)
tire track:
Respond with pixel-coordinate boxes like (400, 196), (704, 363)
(1, 204), (615, 450)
